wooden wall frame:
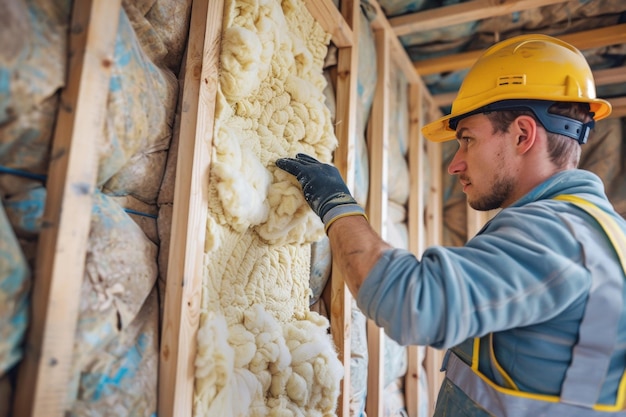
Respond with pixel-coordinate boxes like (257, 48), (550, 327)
(10, 0), (445, 416)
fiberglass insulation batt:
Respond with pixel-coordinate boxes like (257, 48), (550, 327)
(193, 0), (343, 415)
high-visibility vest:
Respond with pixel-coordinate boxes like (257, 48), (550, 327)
(441, 195), (626, 416)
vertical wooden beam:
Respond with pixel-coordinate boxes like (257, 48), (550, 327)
(425, 139), (445, 411)
(405, 82), (426, 417)
(365, 27), (391, 417)
(466, 204), (490, 239)
(467, 205), (499, 240)
(12, 1), (121, 416)
(331, 0), (360, 414)
(158, 0), (222, 415)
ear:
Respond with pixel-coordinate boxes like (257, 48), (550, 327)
(511, 115), (538, 155)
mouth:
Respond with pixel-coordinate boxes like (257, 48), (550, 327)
(459, 177), (471, 192)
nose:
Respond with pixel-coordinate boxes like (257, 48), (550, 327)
(447, 148), (466, 175)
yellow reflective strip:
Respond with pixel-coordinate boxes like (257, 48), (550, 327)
(470, 363), (561, 403)
(553, 195), (626, 274)
(489, 333), (519, 390)
(554, 194), (626, 410)
(471, 361), (626, 410)
(472, 338), (480, 371)
(614, 371), (626, 411)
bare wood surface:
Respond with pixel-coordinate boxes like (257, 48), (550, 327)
(424, 140), (445, 409)
(12, 1), (121, 416)
(331, 0), (359, 414)
(608, 96), (626, 119)
(594, 66), (626, 86)
(158, 0), (223, 415)
(390, 0), (569, 36)
(405, 82), (426, 417)
(415, 24), (626, 76)
(365, 27), (391, 417)
(303, 0), (353, 47)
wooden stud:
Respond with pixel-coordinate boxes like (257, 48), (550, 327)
(424, 140), (446, 410)
(331, 0), (360, 414)
(158, 0), (223, 415)
(12, 1), (122, 416)
(365, 26), (392, 417)
(405, 82), (426, 417)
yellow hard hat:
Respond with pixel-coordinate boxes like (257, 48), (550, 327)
(422, 34), (612, 143)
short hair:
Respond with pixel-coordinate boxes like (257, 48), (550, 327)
(485, 102), (592, 168)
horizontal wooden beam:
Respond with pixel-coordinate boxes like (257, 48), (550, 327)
(390, 0), (569, 37)
(415, 24), (626, 76)
(594, 66), (626, 86)
(608, 96), (626, 119)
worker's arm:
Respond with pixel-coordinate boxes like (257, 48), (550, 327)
(275, 153), (391, 297)
(326, 215), (392, 297)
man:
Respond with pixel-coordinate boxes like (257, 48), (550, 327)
(276, 34), (626, 416)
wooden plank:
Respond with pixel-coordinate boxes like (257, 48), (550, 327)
(405, 82), (426, 417)
(467, 206), (499, 240)
(390, 0), (569, 36)
(407, 85), (426, 258)
(415, 24), (626, 76)
(12, 1), (121, 416)
(303, 0), (353, 47)
(331, 0), (359, 414)
(365, 27), (391, 417)
(608, 96), (626, 119)
(594, 66), (626, 86)
(424, 140), (446, 410)
(158, 0), (222, 415)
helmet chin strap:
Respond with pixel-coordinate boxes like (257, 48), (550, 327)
(449, 100), (595, 144)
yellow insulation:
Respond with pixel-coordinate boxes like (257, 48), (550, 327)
(194, 0), (343, 414)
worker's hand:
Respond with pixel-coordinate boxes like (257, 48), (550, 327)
(276, 153), (366, 232)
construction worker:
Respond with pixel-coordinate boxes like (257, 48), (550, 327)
(276, 34), (626, 416)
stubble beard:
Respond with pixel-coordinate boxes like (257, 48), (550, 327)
(467, 174), (514, 211)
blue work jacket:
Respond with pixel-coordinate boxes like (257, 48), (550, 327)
(356, 169), (626, 414)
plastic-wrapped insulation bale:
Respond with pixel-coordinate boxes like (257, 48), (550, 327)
(0, 2), (70, 413)
(0, 0), (192, 414)
(353, 5), (378, 208)
(0, 202), (29, 413)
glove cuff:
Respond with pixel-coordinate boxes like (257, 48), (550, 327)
(323, 204), (368, 233)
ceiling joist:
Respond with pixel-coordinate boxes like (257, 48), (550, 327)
(414, 24), (626, 76)
(390, 0), (570, 37)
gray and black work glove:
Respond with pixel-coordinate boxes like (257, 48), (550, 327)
(276, 153), (367, 232)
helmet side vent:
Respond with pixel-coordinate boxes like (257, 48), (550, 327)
(497, 75), (526, 86)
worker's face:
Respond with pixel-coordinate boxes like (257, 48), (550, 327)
(447, 113), (517, 210)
